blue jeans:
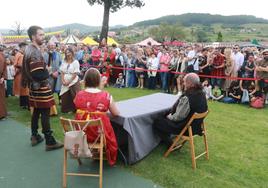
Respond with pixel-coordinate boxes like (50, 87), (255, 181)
(160, 72), (169, 92)
(211, 78), (222, 88)
(222, 97), (237, 103)
(127, 70), (136, 87)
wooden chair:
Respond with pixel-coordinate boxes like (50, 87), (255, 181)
(60, 117), (105, 188)
(164, 111), (209, 170)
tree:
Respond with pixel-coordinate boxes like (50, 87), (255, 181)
(148, 22), (186, 42)
(9, 21), (24, 36)
(217, 31), (223, 42)
(87, 0), (145, 42)
(190, 28), (194, 42)
(196, 30), (209, 42)
(66, 28), (71, 36)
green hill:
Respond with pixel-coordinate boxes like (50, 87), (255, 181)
(133, 13), (268, 27)
(0, 23), (126, 36)
(126, 13), (268, 42)
(44, 23), (101, 34)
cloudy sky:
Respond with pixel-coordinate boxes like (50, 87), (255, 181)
(1, 0), (268, 29)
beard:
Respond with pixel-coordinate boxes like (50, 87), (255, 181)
(34, 37), (44, 46)
(36, 39), (43, 46)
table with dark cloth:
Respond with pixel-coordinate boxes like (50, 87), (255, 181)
(110, 93), (178, 164)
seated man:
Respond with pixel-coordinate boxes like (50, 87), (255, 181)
(153, 73), (208, 145)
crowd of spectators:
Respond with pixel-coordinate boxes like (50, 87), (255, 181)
(1, 40), (268, 110)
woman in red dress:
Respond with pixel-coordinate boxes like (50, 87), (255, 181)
(73, 68), (120, 166)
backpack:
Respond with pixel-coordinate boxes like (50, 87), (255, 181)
(250, 97), (264, 109)
(114, 54), (123, 66)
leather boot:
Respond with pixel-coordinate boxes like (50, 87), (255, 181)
(44, 132), (63, 151)
(31, 134), (44, 146)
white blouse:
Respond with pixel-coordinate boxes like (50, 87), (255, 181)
(59, 60), (80, 96)
(60, 60), (80, 75)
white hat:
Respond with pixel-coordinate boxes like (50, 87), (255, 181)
(48, 41), (55, 46)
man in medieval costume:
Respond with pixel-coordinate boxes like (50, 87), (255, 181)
(22, 26), (63, 150)
(0, 45), (7, 120)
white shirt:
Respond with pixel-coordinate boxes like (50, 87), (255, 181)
(147, 57), (159, 69)
(157, 51), (162, 60)
(6, 65), (15, 80)
(147, 57), (159, 77)
(232, 52), (244, 72)
(60, 60), (80, 75)
(187, 50), (199, 71)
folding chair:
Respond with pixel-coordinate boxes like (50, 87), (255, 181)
(164, 111), (209, 170)
(60, 117), (105, 188)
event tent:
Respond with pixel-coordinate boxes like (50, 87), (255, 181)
(48, 36), (60, 44)
(107, 37), (119, 46)
(135, 37), (161, 46)
(251, 39), (259, 45)
(82, 36), (98, 45)
(61, 34), (82, 44)
(1, 30), (64, 45)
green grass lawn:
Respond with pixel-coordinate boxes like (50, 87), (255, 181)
(6, 88), (268, 188)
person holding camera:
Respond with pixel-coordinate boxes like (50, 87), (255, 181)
(186, 44), (202, 73)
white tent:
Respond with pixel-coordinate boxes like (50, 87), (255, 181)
(49, 35), (60, 44)
(135, 37), (161, 46)
(61, 34), (82, 44)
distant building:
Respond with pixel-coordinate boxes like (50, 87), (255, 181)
(108, 31), (116, 37)
(120, 30), (143, 37)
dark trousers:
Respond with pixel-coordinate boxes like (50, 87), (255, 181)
(258, 79), (268, 93)
(20, 96), (29, 108)
(160, 72), (169, 92)
(153, 116), (186, 144)
(31, 108), (51, 136)
(6, 80), (13, 96)
(211, 78), (223, 88)
(148, 76), (156, 89)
